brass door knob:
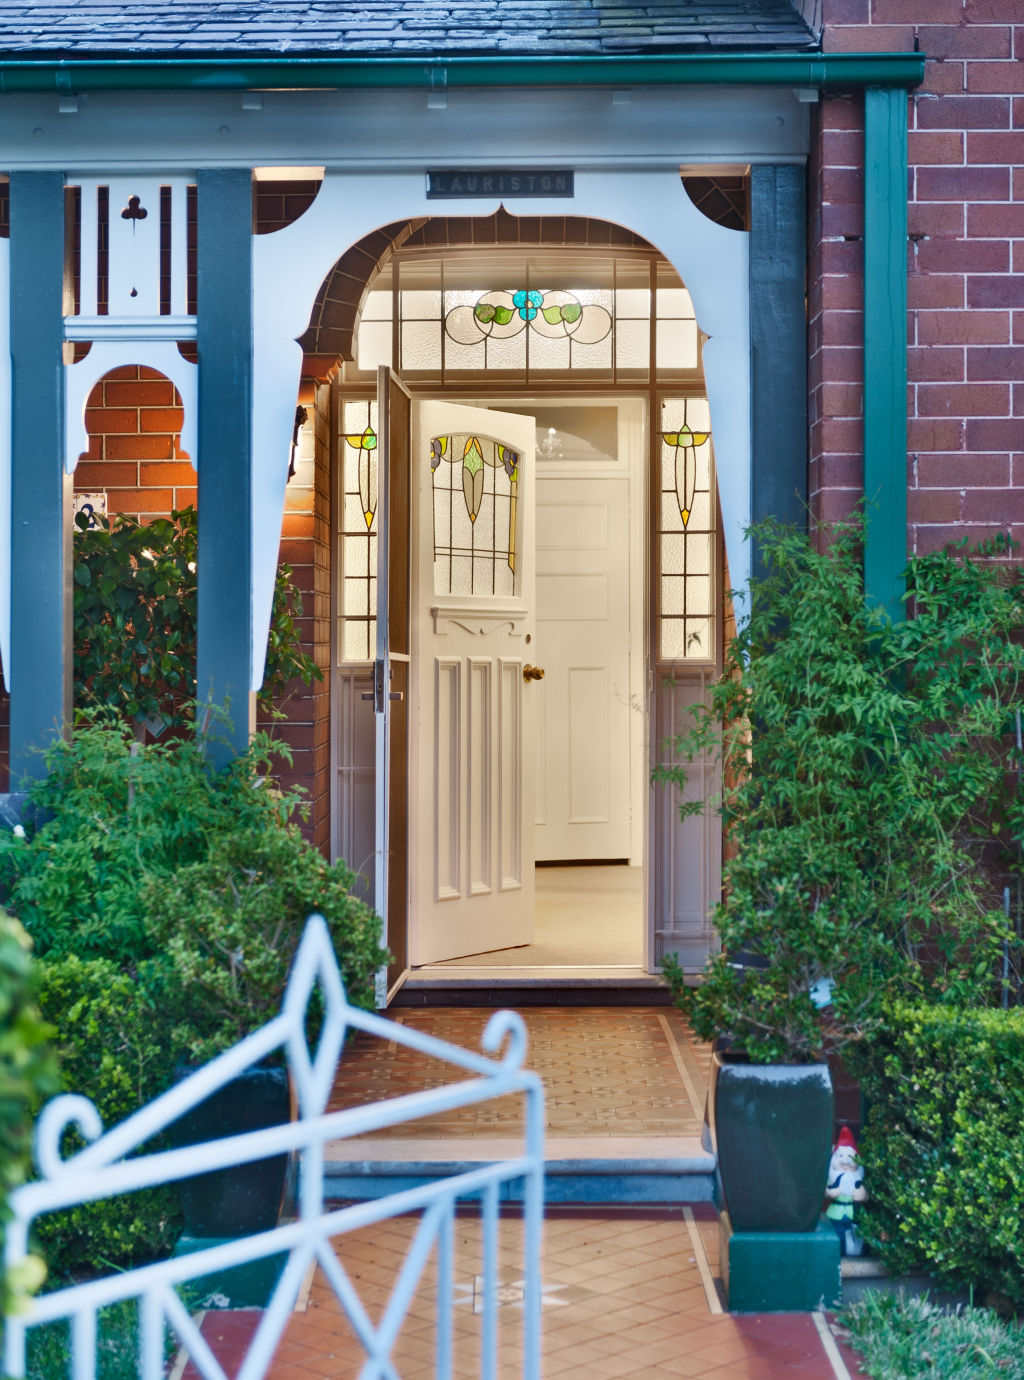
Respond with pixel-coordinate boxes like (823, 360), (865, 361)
(523, 664), (545, 682)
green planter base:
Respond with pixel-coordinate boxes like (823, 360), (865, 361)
(172, 1234), (289, 1309)
(721, 1212), (840, 1313)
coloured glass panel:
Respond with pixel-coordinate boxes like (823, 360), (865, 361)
(659, 397), (714, 662)
(338, 396), (379, 662)
(430, 432), (521, 599)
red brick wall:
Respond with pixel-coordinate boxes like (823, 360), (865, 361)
(811, 2), (1024, 554)
(76, 364), (194, 516)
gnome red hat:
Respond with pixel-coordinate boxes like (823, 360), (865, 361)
(834, 1126), (858, 1152)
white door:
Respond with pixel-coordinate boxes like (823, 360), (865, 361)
(534, 476), (632, 861)
(409, 401), (537, 965)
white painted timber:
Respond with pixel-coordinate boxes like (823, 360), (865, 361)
(4, 915), (545, 1380)
(64, 340), (197, 475)
(411, 400), (536, 965)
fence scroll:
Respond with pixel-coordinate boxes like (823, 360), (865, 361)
(3, 914), (545, 1380)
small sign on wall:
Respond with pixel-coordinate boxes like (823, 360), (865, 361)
(427, 169), (574, 199)
(74, 492), (107, 529)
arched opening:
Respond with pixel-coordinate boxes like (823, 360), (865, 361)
(311, 211), (727, 986)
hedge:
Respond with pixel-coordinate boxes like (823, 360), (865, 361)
(856, 1002), (1024, 1306)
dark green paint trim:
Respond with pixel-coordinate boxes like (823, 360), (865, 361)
(8, 172), (71, 784)
(196, 167), (254, 763)
(863, 86), (909, 622)
(750, 163), (808, 578)
(0, 51), (926, 94)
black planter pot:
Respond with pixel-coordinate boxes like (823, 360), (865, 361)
(169, 1065), (291, 1239)
(708, 1048), (834, 1233)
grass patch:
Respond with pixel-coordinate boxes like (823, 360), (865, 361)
(24, 1290), (197, 1380)
(841, 1293), (1024, 1379)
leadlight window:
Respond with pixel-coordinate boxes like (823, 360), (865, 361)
(354, 255), (699, 382)
(430, 433), (521, 599)
(659, 397), (714, 662)
(338, 396), (378, 662)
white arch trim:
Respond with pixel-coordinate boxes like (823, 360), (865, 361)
(251, 169), (749, 690)
(65, 342), (197, 477)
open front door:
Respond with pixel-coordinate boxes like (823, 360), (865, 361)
(373, 367), (411, 1001)
(410, 402), (537, 965)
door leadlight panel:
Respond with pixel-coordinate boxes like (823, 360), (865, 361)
(338, 397), (379, 662)
(430, 433), (521, 598)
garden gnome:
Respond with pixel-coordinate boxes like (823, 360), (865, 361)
(824, 1126), (867, 1256)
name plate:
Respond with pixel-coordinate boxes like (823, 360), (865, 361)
(427, 169), (574, 199)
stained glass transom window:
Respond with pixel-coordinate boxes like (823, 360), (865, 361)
(353, 256), (700, 383)
(431, 433), (521, 599)
(659, 397), (714, 662)
(338, 396), (379, 662)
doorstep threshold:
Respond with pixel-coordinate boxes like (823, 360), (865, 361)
(406, 964), (665, 986)
(327, 1134), (712, 1171)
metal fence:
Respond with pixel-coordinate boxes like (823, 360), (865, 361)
(4, 915), (545, 1380)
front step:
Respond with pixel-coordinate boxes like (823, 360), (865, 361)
(393, 968), (672, 1008)
(323, 1136), (716, 1204)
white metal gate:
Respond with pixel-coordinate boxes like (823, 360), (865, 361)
(4, 916), (545, 1380)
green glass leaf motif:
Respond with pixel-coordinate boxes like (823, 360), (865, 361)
(492, 306), (515, 326)
(541, 305), (564, 325)
(463, 437), (484, 477)
(475, 302), (496, 323)
(561, 301), (582, 323)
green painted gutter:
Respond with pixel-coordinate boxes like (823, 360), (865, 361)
(0, 51), (926, 94)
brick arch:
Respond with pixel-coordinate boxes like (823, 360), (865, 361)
(298, 207), (658, 370)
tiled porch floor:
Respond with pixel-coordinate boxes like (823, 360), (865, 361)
(187, 1207), (859, 1379)
(326, 1006), (711, 1163)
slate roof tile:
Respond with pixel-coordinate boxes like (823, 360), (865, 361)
(0, 0), (817, 56)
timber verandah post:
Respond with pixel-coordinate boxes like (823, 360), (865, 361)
(8, 172), (72, 785)
(196, 168), (256, 763)
(863, 84), (910, 623)
(749, 162), (808, 577)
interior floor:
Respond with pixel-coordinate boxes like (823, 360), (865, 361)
(433, 863), (642, 968)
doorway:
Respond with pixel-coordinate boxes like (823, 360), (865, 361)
(328, 235), (722, 989)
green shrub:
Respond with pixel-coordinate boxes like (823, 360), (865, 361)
(32, 956), (181, 1277)
(852, 1002), (1024, 1305)
(0, 719), (306, 961)
(658, 519), (1022, 1063)
(73, 505), (321, 731)
(144, 825), (385, 1064)
(0, 911), (57, 1313)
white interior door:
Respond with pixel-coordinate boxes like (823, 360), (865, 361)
(534, 475), (632, 860)
(410, 401), (537, 965)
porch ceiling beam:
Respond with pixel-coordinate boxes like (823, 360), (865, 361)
(863, 86), (910, 623)
(0, 51), (926, 94)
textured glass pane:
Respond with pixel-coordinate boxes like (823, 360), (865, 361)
(344, 577), (368, 616)
(343, 494), (365, 532)
(401, 289), (441, 319)
(687, 577), (712, 615)
(687, 493), (713, 534)
(529, 331), (570, 371)
(661, 492), (683, 531)
(657, 318), (698, 370)
(657, 287), (695, 319)
(661, 619), (686, 660)
(450, 555), (473, 596)
(662, 575), (685, 615)
(684, 619), (711, 656)
(615, 318), (650, 371)
(688, 396), (712, 431)
(615, 288), (651, 318)
(401, 320), (441, 371)
(361, 290), (392, 322)
(571, 334), (612, 370)
(343, 621), (370, 663)
(486, 331), (526, 371)
(685, 534), (712, 576)
(445, 340), (484, 371)
(358, 320), (391, 371)
(661, 534), (685, 576)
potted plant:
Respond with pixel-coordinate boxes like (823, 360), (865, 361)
(657, 518), (1018, 1234)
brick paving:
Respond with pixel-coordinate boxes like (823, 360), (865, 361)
(185, 1207), (860, 1379)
